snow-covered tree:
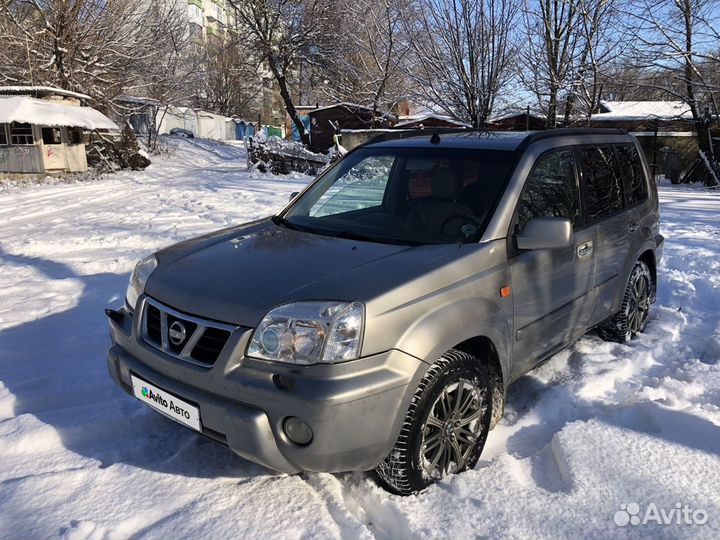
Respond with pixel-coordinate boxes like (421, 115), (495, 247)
(0, 0), (190, 109)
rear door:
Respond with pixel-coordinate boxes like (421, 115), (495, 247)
(509, 148), (596, 378)
(577, 145), (636, 324)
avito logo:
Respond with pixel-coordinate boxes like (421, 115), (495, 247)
(141, 386), (168, 407)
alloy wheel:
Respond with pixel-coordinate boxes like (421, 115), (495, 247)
(420, 379), (485, 478)
(628, 273), (651, 333)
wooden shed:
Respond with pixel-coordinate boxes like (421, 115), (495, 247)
(487, 110), (547, 131)
(0, 96), (118, 176)
(307, 103), (395, 153)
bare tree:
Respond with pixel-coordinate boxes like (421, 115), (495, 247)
(565, 0), (621, 125)
(520, 0), (581, 127)
(194, 38), (263, 118)
(322, 0), (411, 123)
(406, 0), (520, 128)
(228, 0), (338, 146)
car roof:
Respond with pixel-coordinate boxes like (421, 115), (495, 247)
(361, 128), (631, 152)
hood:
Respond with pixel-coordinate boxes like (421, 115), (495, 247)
(144, 219), (421, 326)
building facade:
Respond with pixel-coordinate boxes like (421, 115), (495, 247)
(185, 0), (238, 42)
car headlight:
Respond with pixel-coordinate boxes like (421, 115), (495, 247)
(126, 255), (158, 311)
(248, 301), (364, 365)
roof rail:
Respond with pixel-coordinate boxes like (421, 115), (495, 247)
(359, 126), (629, 150)
(517, 127), (628, 149)
(365, 127), (481, 145)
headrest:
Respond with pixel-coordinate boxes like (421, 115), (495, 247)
(431, 168), (463, 199)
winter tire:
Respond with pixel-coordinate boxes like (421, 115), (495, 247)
(373, 349), (493, 495)
(599, 260), (653, 343)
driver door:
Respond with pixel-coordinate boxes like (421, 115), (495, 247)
(508, 149), (596, 378)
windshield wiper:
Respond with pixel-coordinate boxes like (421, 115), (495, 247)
(272, 215), (304, 232)
(333, 230), (418, 246)
(273, 217), (417, 245)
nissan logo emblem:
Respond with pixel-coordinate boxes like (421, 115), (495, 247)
(168, 321), (187, 346)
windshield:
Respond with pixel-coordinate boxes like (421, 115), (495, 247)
(281, 147), (517, 245)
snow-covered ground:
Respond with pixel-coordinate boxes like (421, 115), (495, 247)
(1, 139), (718, 540)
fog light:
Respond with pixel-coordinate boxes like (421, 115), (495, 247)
(283, 417), (313, 445)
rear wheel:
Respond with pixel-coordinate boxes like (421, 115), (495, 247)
(599, 260), (652, 342)
(373, 349), (493, 495)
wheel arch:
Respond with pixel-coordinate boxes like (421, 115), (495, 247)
(638, 249), (657, 300)
(453, 336), (505, 397)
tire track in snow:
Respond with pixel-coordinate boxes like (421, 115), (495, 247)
(300, 473), (376, 540)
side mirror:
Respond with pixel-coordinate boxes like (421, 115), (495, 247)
(289, 191), (299, 202)
(516, 217), (573, 250)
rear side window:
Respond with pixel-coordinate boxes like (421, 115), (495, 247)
(518, 149), (580, 230)
(581, 146), (624, 220)
(616, 144), (648, 205)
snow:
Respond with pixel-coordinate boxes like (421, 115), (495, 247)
(1, 140), (720, 539)
(307, 102), (376, 114)
(0, 86), (92, 101)
(699, 150), (720, 186)
(0, 97), (118, 131)
(593, 101), (694, 121)
(394, 114), (470, 128)
(489, 110), (547, 122)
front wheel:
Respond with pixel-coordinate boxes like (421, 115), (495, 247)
(599, 260), (653, 342)
(373, 350), (493, 495)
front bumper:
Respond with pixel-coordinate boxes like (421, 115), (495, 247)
(106, 298), (426, 474)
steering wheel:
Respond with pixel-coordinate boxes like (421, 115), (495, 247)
(440, 214), (484, 240)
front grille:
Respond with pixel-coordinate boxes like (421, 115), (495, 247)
(140, 297), (237, 367)
(192, 327), (232, 364)
(146, 305), (162, 342)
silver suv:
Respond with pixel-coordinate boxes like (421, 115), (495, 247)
(106, 128), (663, 495)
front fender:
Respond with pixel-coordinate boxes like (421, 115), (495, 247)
(395, 296), (512, 384)
(362, 239), (513, 387)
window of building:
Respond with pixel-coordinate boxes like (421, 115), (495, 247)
(616, 144), (648, 205)
(9, 122), (34, 145)
(189, 22), (203, 39)
(581, 146), (624, 220)
(518, 149), (580, 231)
(0, 123), (8, 145)
(41, 127), (62, 145)
(68, 127), (84, 144)
(187, 4), (203, 25)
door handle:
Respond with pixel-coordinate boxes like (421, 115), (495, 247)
(577, 241), (593, 258)
(628, 222), (639, 233)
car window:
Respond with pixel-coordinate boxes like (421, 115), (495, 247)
(407, 158), (480, 199)
(518, 150), (579, 231)
(581, 146), (624, 220)
(284, 147), (515, 245)
(309, 155), (394, 217)
(616, 144), (648, 205)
